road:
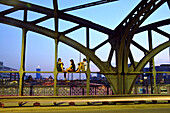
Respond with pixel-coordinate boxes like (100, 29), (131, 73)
(0, 104), (170, 113)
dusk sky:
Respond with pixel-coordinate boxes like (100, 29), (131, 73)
(0, 0), (170, 79)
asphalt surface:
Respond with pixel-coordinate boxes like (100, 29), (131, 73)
(1, 95), (170, 103)
(0, 104), (170, 113)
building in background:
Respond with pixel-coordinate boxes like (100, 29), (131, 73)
(0, 61), (18, 80)
(90, 73), (103, 81)
(155, 64), (170, 84)
(97, 73), (102, 80)
(136, 64), (170, 84)
(36, 65), (41, 80)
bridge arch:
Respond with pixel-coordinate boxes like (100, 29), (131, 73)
(0, 0), (169, 95)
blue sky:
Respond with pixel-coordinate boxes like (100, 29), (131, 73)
(0, 0), (170, 78)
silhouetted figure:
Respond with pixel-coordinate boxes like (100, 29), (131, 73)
(64, 59), (76, 80)
(76, 58), (87, 72)
(57, 58), (66, 80)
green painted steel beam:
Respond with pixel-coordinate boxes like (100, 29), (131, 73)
(53, 39), (59, 96)
(136, 19), (170, 34)
(53, 0), (59, 96)
(135, 41), (170, 71)
(19, 28), (26, 96)
(0, 7), (20, 15)
(127, 41), (170, 93)
(18, 9), (28, 96)
(152, 58), (157, 94)
(0, 0), (113, 35)
(86, 57), (90, 95)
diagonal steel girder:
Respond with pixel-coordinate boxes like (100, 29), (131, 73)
(136, 19), (170, 34)
(0, 0), (114, 35)
(132, 18), (170, 53)
(136, 41), (170, 72)
(126, 40), (170, 94)
(61, 0), (118, 12)
(126, 40), (170, 93)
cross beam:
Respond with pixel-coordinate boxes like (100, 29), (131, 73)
(60, 0), (118, 12)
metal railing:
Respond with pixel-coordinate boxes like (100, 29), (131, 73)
(0, 85), (113, 96)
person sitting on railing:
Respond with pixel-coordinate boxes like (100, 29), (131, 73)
(76, 58), (87, 72)
(57, 58), (67, 80)
(64, 59), (76, 80)
(57, 58), (64, 72)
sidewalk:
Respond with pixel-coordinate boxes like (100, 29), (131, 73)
(0, 104), (170, 113)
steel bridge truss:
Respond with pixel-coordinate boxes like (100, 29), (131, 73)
(0, 0), (170, 95)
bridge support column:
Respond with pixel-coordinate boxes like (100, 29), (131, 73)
(53, 39), (59, 96)
(53, 0), (59, 96)
(105, 74), (118, 94)
(53, 71), (58, 96)
(117, 72), (129, 94)
(19, 28), (27, 96)
(152, 58), (157, 94)
(86, 57), (90, 95)
(19, 71), (24, 96)
(123, 73), (127, 94)
(148, 30), (154, 94)
(86, 27), (90, 95)
(19, 9), (27, 96)
(117, 73), (123, 94)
